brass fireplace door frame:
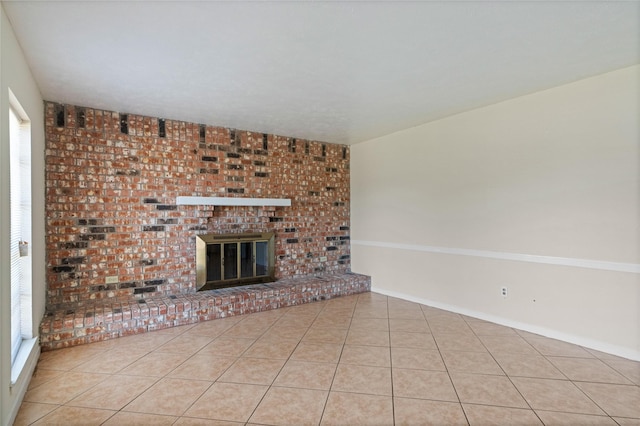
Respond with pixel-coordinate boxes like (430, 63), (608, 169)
(196, 232), (275, 291)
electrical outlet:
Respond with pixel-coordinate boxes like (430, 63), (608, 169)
(106, 276), (119, 284)
(501, 287), (508, 297)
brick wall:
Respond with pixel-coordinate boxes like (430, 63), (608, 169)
(45, 102), (351, 308)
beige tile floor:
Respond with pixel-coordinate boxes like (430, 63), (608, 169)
(14, 292), (640, 425)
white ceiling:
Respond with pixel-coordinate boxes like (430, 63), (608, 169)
(3, 1), (639, 145)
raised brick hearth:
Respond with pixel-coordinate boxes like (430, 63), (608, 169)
(40, 272), (370, 350)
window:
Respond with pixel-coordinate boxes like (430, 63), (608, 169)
(9, 97), (33, 368)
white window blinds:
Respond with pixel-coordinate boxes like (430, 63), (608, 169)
(9, 104), (33, 365)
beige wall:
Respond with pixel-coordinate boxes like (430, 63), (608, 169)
(351, 65), (640, 360)
(1, 5), (45, 424)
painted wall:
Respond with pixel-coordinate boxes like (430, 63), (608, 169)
(0, 5), (45, 425)
(351, 65), (640, 360)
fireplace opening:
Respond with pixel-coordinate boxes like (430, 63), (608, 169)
(196, 232), (275, 291)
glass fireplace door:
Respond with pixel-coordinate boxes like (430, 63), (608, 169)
(196, 233), (275, 291)
(206, 244), (222, 282)
(223, 243), (238, 280)
(255, 241), (268, 277)
(240, 242), (253, 278)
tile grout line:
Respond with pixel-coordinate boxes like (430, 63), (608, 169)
(317, 295), (363, 426)
(243, 301), (331, 425)
(387, 295), (396, 426)
(114, 324), (216, 424)
(423, 306), (471, 426)
(464, 316), (630, 424)
(462, 315), (544, 425)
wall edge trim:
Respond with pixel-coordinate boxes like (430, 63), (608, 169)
(354, 240), (640, 274)
(7, 341), (40, 425)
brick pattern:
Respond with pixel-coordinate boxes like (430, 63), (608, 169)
(45, 102), (351, 307)
(39, 272), (371, 351)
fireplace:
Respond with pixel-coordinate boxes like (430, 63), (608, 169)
(196, 232), (275, 291)
(40, 102), (368, 350)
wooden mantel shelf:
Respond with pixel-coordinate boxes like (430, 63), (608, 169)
(176, 196), (291, 207)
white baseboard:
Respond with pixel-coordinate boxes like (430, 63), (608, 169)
(372, 286), (640, 362)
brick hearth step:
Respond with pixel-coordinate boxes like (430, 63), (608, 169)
(39, 272), (371, 351)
